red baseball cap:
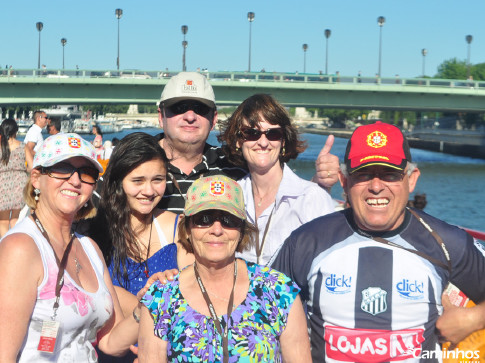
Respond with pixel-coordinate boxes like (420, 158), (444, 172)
(344, 121), (411, 173)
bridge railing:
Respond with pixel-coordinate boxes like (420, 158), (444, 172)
(2, 69), (485, 90)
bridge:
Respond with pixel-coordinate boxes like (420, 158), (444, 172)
(1, 69), (485, 112)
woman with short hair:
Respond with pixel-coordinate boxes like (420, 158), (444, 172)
(138, 175), (311, 362)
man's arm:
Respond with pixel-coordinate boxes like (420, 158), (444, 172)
(312, 135), (340, 192)
(24, 142), (35, 172)
(436, 294), (485, 348)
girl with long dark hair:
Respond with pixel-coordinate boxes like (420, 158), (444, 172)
(0, 118), (28, 236)
(90, 132), (193, 313)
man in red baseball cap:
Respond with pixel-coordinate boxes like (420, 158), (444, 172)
(273, 121), (485, 362)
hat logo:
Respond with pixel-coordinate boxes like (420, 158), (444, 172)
(367, 131), (387, 149)
(210, 181), (225, 196)
(68, 137), (81, 149)
(182, 80), (197, 94)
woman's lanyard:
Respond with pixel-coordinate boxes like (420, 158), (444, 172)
(32, 211), (75, 320)
(255, 203), (276, 265)
(193, 260), (238, 363)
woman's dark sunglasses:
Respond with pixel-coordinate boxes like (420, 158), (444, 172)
(41, 163), (99, 185)
(192, 210), (244, 229)
(239, 127), (284, 142)
(168, 101), (212, 116)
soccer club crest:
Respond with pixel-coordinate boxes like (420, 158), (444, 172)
(68, 137), (81, 149)
(366, 131), (387, 149)
(361, 287), (387, 315)
(210, 181), (225, 196)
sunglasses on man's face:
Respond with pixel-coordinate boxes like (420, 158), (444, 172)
(191, 210), (244, 229)
(239, 127), (284, 142)
(167, 101), (212, 116)
(41, 163), (99, 185)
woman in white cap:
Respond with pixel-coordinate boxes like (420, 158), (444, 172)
(218, 94), (335, 266)
(0, 133), (139, 362)
(137, 175), (310, 362)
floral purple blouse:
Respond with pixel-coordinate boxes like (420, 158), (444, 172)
(141, 260), (300, 362)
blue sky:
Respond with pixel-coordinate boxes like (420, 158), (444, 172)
(3, 1), (484, 79)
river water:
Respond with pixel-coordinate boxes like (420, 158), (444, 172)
(83, 128), (485, 231)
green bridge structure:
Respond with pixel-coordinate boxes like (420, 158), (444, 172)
(2, 69), (485, 112)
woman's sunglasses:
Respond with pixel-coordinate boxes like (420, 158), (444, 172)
(167, 101), (212, 116)
(239, 127), (284, 142)
(41, 163), (99, 185)
(191, 210), (244, 229)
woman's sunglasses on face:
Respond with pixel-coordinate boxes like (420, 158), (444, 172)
(40, 163), (99, 185)
(167, 101), (213, 116)
(238, 127), (284, 142)
(191, 210), (244, 229)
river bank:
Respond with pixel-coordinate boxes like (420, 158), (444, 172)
(298, 127), (485, 160)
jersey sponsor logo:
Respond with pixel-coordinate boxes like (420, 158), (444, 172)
(324, 325), (425, 362)
(325, 273), (352, 294)
(396, 279), (424, 300)
(361, 287), (387, 315)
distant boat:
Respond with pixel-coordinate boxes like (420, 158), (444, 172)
(17, 119), (32, 135)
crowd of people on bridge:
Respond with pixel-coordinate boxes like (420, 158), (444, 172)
(0, 71), (484, 362)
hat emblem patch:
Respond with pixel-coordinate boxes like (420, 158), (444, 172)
(182, 80), (197, 93)
(210, 181), (225, 196)
(68, 137), (81, 148)
(367, 131), (387, 149)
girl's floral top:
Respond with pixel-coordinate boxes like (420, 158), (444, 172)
(141, 260), (300, 362)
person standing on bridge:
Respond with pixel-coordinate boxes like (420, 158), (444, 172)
(272, 121), (485, 362)
(24, 110), (48, 171)
(155, 71), (340, 214)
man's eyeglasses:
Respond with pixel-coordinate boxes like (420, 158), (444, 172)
(41, 163), (99, 185)
(350, 170), (406, 184)
(167, 101), (213, 116)
(191, 210), (244, 229)
(239, 127), (284, 142)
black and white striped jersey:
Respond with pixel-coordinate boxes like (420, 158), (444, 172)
(273, 208), (485, 362)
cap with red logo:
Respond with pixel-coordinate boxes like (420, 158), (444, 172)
(184, 175), (246, 220)
(33, 133), (103, 172)
(158, 71), (215, 108)
(344, 121), (412, 173)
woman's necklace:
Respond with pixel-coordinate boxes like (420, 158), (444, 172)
(253, 186), (276, 207)
(74, 244), (82, 275)
(143, 218), (154, 278)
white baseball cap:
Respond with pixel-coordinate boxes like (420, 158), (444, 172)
(33, 133), (103, 172)
(158, 72), (215, 108)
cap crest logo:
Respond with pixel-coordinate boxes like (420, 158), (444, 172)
(182, 80), (197, 94)
(210, 181), (225, 196)
(367, 131), (387, 149)
(68, 137), (81, 149)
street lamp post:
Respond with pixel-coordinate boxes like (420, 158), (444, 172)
(181, 25), (188, 71)
(324, 29), (331, 75)
(421, 48), (427, 77)
(115, 8), (123, 71)
(61, 38), (67, 70)
(377, 16), (385, 78)
(247, 12), (255, 72)
(36, 22), (43, 69)
(302, 44), (308, 73)
(466, 35), (473, 79)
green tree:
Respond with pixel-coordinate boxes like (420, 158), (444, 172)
(435, 58), (468, 79)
